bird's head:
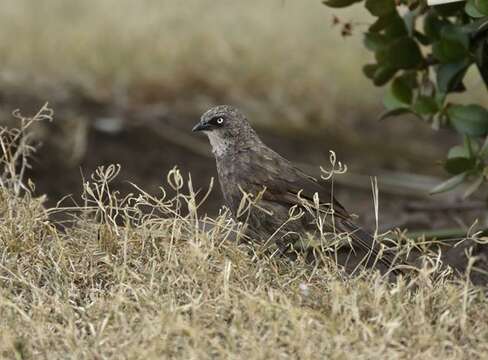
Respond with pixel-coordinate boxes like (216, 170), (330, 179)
(192, 105), (259, 155)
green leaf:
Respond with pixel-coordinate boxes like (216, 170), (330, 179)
(413, 96), (439, 115)
(373, 65), (397, 86)
(447, 145), (470, 159)
(444, 157), (476, 174)
(383, 87), (407, 110)
(375, 46), (388, 64)
(435, 92), (447, 108)
(466, 0), (486, 18)
(434, 2), (466, 16)
(364, 32), (389, 52)
(430, 172), (467, 194)
(414, 30), (432, 46)
(365, 0), (395, 17)
(424, 11), (449, 41)
(475, 0), (488, 15)
(385, 37), (423, 69)
(369, 15), (391, 33)
(322, 0), (362, 8)
(436, 61), (470, 93)
(391, 76), (413, 104)
(384, 13), (409, 38)
(370, 12), (408, 37)
(403, 71), (418, 88)
(363, 63), (378, 79)
(460, 16), (488, 37)
(475, 38), (488, 89)
(432, 26), (469, 63)
(448, 104), (488, 136)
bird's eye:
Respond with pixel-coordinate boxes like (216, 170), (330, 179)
(210, 116), (225, 126)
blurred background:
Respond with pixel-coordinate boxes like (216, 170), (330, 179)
(1, 0), (487, 231)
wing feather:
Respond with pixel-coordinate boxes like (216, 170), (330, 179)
(244, 148), (400, 272)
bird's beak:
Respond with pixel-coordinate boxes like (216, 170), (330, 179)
(192, 121), (211, 132)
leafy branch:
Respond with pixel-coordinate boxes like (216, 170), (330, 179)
(324, 0), (488, 196)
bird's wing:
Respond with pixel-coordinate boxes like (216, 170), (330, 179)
(246, 148), (349, 219)
(246, 148), (400, 273)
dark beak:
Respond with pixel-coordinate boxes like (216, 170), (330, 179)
(192, 121), (211, 132)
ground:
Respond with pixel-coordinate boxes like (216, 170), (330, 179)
(1, 117), (487, 358)
(1, 1), (488, 358)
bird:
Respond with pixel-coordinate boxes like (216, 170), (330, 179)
(192, 105), (402, 276)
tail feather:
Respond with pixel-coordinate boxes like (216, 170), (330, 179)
(337, 219), (403, 276)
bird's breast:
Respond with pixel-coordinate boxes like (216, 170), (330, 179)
(215, 152), (259, 216)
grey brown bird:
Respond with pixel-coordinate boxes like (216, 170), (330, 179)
(193, 105), (400, 276)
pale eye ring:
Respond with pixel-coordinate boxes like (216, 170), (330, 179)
(216, 117), (224, 125)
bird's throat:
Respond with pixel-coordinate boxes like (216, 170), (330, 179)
(206, 132), (232, 157)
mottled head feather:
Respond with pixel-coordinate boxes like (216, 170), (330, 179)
(198, 105), (261, 156)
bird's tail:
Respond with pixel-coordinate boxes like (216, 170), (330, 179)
(336, 219), (403, 277)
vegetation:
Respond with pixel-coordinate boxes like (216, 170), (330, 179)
(1, 106), (487, 359)
(1, 2), (487, 357)
(324, 0), (488, 195)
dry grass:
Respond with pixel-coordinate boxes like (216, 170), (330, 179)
(1, 107), (488, 359)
